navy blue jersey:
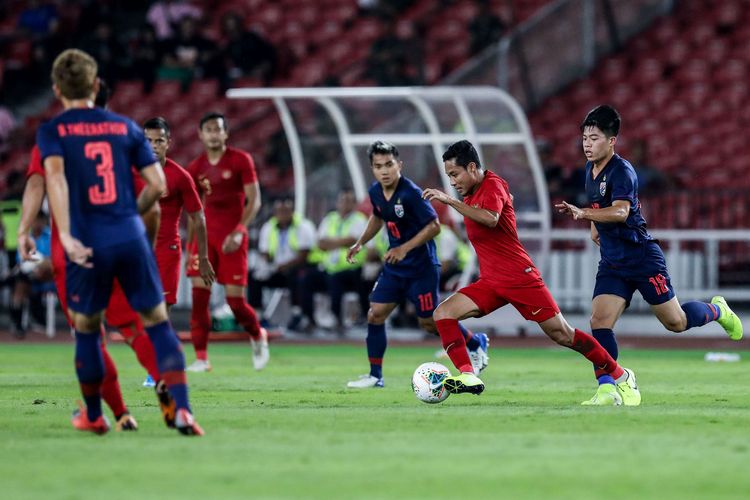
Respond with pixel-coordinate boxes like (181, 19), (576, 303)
(369, 176), (439, 277)
(585, 154), (654, 265)
(36, 107), (157, 249)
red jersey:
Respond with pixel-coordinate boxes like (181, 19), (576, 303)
(156, 158), (202, 250)
(187, 146), (257, 240)
(462, 170), (540, 286)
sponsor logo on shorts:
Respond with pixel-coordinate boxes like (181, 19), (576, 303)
(233, 274), (243, 280)
(531, 308), (542, 316)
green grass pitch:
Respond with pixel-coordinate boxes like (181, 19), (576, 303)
(1, 343), (749, 499)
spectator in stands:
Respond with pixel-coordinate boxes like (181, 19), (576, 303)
(359, 0), (416, 18)
(147, 0), (202, 41)
(8, 212), (53, 338)
(366, 18), (423, 86)
(79, 20), (125, 88)
(1, 171), (24, 270)
(160, 16), (218, 90)
(537, 138), (567, 201)
(265, 128), (292, 176)
(220, 11), (277, 89)
(249, 197), (317, 332)
(434, 222), (470, 293)
(301, 190), (370, 334)
(129, 25), (163, 93)
(629, 138), (673, 196)
(17, 0), (59, 37)
(1, 171), (25, 336)
(468, 0), (506, 55)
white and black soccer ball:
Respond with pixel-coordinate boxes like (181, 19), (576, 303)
(411, 362), (451, 404)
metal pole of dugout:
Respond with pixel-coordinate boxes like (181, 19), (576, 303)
(227, 86), (552, 282)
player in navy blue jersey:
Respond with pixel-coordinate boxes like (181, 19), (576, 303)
(345, 141), (488, 388)
(37, 49), (202, 435)
(557, 105), (743, 406)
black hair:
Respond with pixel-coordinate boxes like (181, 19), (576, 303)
(199, 111), (228, 131)
(367, 140), (399, 163)
(94, 79), (109, 108)
(442, 140), (481, 169)
(272, 194), (295, 206)
(580, 105), (620, 137)
(143, 116), (171, 136)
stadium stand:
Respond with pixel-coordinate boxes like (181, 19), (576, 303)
(528, 0), (750, 229)
(0, 0), (553, 194)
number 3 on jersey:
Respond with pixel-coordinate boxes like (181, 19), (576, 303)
(85, 141), (117, 205)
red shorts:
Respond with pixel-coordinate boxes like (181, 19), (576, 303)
(459, 278), (560, 322)
(51, 237), (72, 325)
(156, 244), (181, 305)
(186, 234), (247, 286)
(104, 279), (141, 331)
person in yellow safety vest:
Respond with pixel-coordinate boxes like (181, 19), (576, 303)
(434, 223), (471, 293)
(1, 170), (25, 335)
(248, 197), (317, 331)
(300, 190), (370, 334)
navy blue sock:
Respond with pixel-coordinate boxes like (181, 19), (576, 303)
(592, 328), (617, 385)
(460, 323), (481, 351)
(145, 321), (190, 412)
(681, 301), (720, 330)
(366, 323), (387, 379)
(74, 331), (104, 422)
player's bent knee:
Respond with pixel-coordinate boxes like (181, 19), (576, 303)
(590, 313), (616, 329)
(367, 307), (387, 324)
(139, 302), (169, 327)
(72, 312), (102, 332)
(432, 304), (455, 322)
(662, 318), (686, 333)
(418, 317), (438, 335)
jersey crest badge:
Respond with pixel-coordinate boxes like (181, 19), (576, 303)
(394, 198), (404, 218)
(599, 176), (607, 196)
(222, 170), (232, 179)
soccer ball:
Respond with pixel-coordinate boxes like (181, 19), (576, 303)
(411, 362), (451, 404)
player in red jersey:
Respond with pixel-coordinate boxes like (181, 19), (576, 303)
(15, 82), (171, 430)
(185, 111), (267, 372)
(143, 117), (214, 307)
(422, 140), (640, 404)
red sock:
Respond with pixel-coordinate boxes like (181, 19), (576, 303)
(436, 318), (473, 374)
(571, 329), (624, 379)
(99, 342), (127, 417)
(129, 330), (161, 381)
(191, 287), (211, 360)
(226, 296), (262, 340)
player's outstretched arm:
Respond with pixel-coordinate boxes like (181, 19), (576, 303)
(555, 200), (629, 223)
(223, 181), (261, 254)
(44, 155), (92, 267)
(16, 174), (45, 260)
(187, 208), (215, 286)
(384, 219), (440, 264)
(422, 188), (499, 228)
(347, 215), (383, 263)
(141, 202), (161, 247)
(138, 162), (167, 214)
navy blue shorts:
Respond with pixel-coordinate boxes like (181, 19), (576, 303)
(593, 241), (675, 307)
(370, 265), (440, 318)
(66, 235), (164, 315)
